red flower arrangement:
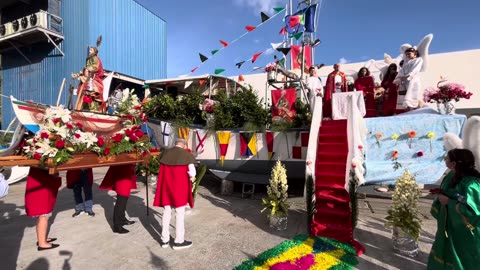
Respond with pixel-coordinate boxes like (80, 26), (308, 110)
(424, 82), (473, 104)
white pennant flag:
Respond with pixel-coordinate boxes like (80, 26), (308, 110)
(270, 42), (284, 50)
(195, 129), (208, 155)
(160, 121), (172, 147)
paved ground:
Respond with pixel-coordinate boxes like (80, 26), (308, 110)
(0, 167), (437, 270)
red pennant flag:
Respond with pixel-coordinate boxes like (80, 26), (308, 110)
(238, 74), (244, 82)
(191, 67), (199, 73)
(252, 52), (263, 63)
(245, 25), (256, 32)
(199, 79), (206, 86)
(219, 40), (229, 47)
(279, 26), (287, 35)
(289, 15), (301, 28)
(265, 131), (275, 160)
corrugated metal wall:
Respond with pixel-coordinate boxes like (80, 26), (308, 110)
(1, 0), (167, 126)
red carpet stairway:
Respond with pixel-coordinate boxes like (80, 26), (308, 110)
(310, 119), (364, 255)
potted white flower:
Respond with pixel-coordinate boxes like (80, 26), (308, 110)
(384, 169), (422, 257)
(262, 160), (289, 230)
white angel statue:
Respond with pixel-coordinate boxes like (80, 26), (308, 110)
(444, 116), (480, 170)
(393, 34), (433, 109)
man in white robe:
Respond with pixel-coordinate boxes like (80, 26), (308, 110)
(306, 66), (324, 113)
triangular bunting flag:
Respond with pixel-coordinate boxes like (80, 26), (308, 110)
(271, 42), (284, 50)
(238, 74), (244, 82)
(239, 132), (257, 157)
(276, 47), (291, 56)
(260, 12), (270, 23)
(184, 80), (193, 89)
(199, 53), (208, 62)
(219, 40), (229, 47)
(235, 61), (245, 69)
(251, 52), (263, 63)
(278, 58), (285, 68)
(289, 15), (302, 28)
(288, 32), (303, 40)
(178, 127), (190, 142)
(245, 25), (256, 32)
(279, 26), (287, 35)
(195, 129), (208, 155)
(273, 7), (285, 13)
(190, 67), (199, 73)
(211, 49), (219, 55)
(216, 131), (231, 166)
(214, 68), (225, 75)
(199, 79), (206, 86)
(265, 131), (275, 160)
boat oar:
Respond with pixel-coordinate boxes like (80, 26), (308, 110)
(56, 78), (66, 107)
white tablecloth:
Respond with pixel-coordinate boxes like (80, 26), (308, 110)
(331, 92), (366, 120)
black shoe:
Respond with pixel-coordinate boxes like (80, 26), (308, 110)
(36, 238), (57, 246)
(121, 220), (135, 225)
(72, 210), (83, 217)
(86, 210), (95, 217)
(113, 226), (129, 234)
(172, 240), (192, 250)
(160, 240), (169, 248)
(37, 243), (60, 251)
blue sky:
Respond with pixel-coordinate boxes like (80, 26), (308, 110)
(137, 0), (480, 78)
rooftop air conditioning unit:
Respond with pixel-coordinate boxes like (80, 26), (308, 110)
(28, 11), (48, 29)
(11, 19), (20, 33)
(0, 23), (13, 37)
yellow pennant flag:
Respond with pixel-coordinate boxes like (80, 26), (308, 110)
(178, 127), (190, 141)
(216, 131), (231, 166)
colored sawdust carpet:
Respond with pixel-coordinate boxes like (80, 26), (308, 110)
(234, 234), (358, 270)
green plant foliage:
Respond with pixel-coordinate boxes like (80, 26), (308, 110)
(175, 89), (205, 126)
(136, 155), (161, 176)
(143, 94), (177, 121)
(192, 164), (207, 199)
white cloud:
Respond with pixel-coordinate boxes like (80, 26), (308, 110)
(234, 0), (286, 13)
(253, 39), (260, 43)
(338, 57), (350, 64)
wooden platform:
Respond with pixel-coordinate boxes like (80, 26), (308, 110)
(0, 152), (159, 174)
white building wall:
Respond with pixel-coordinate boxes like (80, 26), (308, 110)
(234, 49), (480, 110)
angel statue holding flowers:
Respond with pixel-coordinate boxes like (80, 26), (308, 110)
(393, 34), (433, 110)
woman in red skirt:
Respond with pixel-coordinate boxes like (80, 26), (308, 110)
(100, 164), (137, 234)
(25, 167), (62, 250)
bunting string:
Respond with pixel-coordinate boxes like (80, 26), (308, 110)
(189, 6), (286, 76)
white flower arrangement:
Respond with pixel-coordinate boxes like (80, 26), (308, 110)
(385, 169), (422, 240)
(262, 160), (289, 217)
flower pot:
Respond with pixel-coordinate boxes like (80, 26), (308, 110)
(206, 113), (215, 127)
(436, 101), (455, 115)
(269, 214), (287, 231)
(148, 174), (158, 189)
(267, 71), (276, 82)
(392, 226), (418, 257)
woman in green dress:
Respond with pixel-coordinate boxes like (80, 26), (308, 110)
(428, 148), (480, 269)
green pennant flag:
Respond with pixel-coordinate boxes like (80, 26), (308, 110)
(214, 69), (225, 75)
(289, 32), (303, 40)
(273, 7), (285, 13)
(278, 58), (285, 68)
(211, 49), (219, 55)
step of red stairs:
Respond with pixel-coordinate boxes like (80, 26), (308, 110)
(316, 152), (347, 163)
(316, 161), (346, 174)
(317, 142), (348, 152)
(317, 134), (347, 144)
(319, 125), (347, 135)
(315, 188), (350, 203)
(315, 172), (346, 186)
(316, 200), (351, 216)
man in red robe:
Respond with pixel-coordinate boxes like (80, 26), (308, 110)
(323, 63), (347, 118)
(100, 165), (137, 234)
(25, 167), (62, 250)
(154, 138), (196, 250)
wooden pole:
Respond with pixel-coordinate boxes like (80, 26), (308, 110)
(56, 78), (66, 106)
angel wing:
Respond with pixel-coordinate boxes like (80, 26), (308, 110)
(416, 34), (433, 72)
(443, 116), (480, 170)
(462, 116), (480, 170)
